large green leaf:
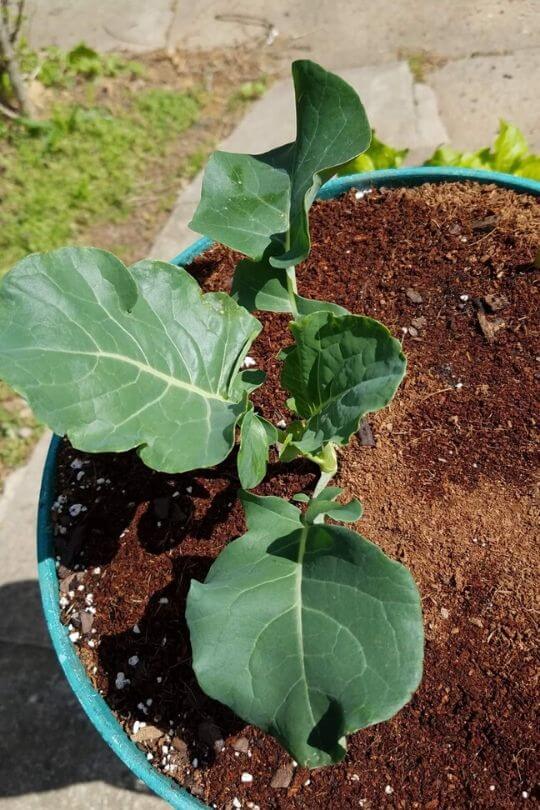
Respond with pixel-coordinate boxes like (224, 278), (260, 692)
(0, 247), (261, 472)
(281, 311), (406, 453)
(186, 491), (423, 767)
(190, 60), (371, 268)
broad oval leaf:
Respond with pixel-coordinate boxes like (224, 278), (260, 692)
(190, 60), (370, 271)
(281, 311), (406, 453)
(0, 247), (261, 473)
(186, 491), (423, 767)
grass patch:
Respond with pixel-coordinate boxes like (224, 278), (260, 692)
(0, 88), (201, 274)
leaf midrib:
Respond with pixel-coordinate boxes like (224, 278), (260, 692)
(8, 345), (229, 403)
(294, 524), (317, 730)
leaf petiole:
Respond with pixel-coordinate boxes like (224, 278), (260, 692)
(285, 265), (299, 318)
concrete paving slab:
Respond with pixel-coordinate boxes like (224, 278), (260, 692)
(150, 61), (448, 260)
(169, 0), (540, 68)
(0, 638), (165, 808)
(23, 1), (540, 74)
(24, 0), (175, 53)
(429, 49), (540, 152)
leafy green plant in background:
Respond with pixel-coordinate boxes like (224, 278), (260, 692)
(0, 60), (423, 767)
(424, 120), (540, 180)
(334, 120), (540, 181)
(334, 119), (540, 180)
(337, 130), (408, 174)
(16, 40), (144, 88)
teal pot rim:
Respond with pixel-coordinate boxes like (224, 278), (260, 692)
(37, 166), (539, 809)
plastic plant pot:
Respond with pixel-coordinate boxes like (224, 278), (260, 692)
(37, 167), (540, 809)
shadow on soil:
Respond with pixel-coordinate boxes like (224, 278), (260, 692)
(0, 578), (155, 799)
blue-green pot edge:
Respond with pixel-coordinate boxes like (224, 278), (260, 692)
(37, 166), (540, 809)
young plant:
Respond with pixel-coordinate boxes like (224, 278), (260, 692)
(0, 60), (423, 768)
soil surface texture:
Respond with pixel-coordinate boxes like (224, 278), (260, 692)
(53, 182), (539, 809)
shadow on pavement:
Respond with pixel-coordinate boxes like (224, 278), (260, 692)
(0, 578), (154, 799)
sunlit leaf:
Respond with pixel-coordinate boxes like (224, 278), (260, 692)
(0, 247), (261, 472)
(238, 406), (274, 489)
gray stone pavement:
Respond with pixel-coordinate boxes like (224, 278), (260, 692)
(24, 0), (540, 156)
(1, 2), (539, 807)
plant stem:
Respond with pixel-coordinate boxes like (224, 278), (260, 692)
(313, 469), (334, 497)
(312, 443), (338, 496)
(285, 265), (299, 318)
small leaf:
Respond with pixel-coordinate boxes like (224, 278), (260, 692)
(304, 496), (363, 525)
(281, 312), (406, 453)
(232, 258), (349, 316)
(237, 368), (266, 394)
(190, 153), (290, 261)
(258, 415), (278, 445)
(186, 491), (423, 767)
(0, 247), (261, 473)
(492, 120), (529, 173)
(232, 258), (290, 312)
(295, 295), (348, 316)
(237, 407), (273, 490)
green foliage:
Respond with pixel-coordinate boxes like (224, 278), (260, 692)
(280, 312), (406, 455)
(231, 258), (349, 315)
(0, 248), (261, 472)
(228, 77), (268, 110)
(424, 120), (540, 180)
(191, 59), (371, 313)
(0, 90), (200, 275)
(337, 130), (408, 175)
(17, 40), (144, 88)
(186, 489), (423, 767)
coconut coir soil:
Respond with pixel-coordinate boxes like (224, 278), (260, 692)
(54, 182), (539, 809)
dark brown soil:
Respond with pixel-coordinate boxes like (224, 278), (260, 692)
(53, 182), (539, 809)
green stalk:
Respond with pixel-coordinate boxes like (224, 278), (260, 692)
(285, 265), (299, 318)
(312, 443), (338, 497)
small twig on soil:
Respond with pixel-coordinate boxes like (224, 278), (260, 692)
(469, 227), (500, 246)
(419, 386), (454, 401)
